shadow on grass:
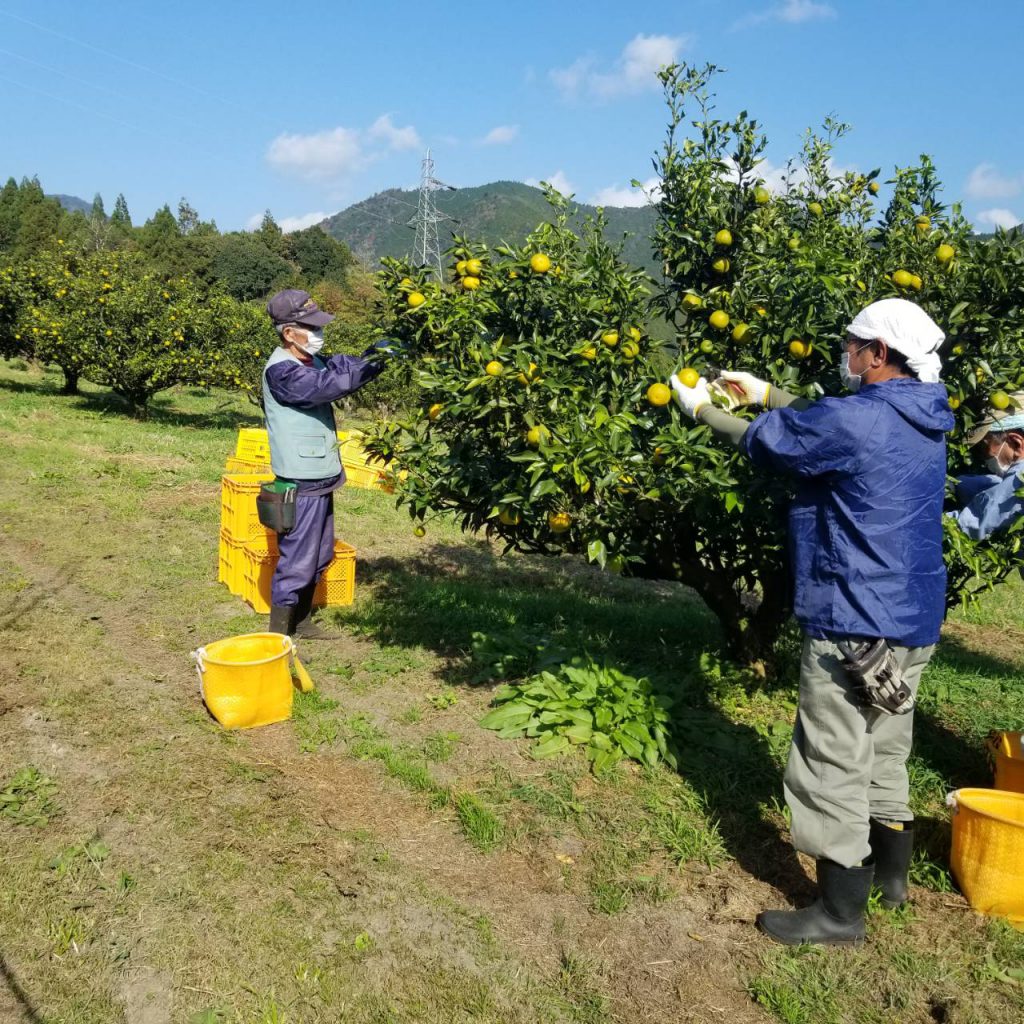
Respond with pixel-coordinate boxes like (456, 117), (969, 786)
(0, 374), (263, 430)
(0, 955), (44, 1024)
(337, 540), (809, 898)
(932, 632), (1024, 684)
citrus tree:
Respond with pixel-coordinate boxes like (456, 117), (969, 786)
(362, 63), (1024, 671)
(15, 248), (274, 414)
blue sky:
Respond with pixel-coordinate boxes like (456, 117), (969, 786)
(1, 1), (1021, 233)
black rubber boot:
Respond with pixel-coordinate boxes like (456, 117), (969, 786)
(292, 583), (340, 640)
(869, 819), (913, 909)
(268, 604), (294, 637)
(756, 859), (874, 946)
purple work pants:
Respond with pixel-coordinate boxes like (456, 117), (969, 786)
(270, 492), (335, 606)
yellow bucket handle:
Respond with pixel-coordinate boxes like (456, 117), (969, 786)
(190, 634), (308, 703)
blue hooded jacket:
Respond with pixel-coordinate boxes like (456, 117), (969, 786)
(741, 379), (955, 647)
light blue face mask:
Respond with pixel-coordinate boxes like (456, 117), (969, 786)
(839, 342), (872, 392)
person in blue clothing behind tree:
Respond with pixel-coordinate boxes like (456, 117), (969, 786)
(950, 390), (1024, 540)
(669, 298), (954, 947)
(263, 289), (393, 640)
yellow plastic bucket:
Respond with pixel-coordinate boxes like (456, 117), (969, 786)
(949, 787), (1024, 927)
(192, 632), (296, 729)
(991, 732), (1024, 795)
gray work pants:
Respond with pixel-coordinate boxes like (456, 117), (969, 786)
(784, 636), (936, 869)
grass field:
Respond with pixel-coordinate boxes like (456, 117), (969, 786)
(2, 361), (1023, 1024)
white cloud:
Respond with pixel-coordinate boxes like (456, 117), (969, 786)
(977, 208), (1021, 231)
(590, 177), (662, 207)
(965, 163), (1023, 201)
(481, 124), (520, 145)
(244, 211), (329, 232)
(550, 33), (691, 100)
(525, 171), (575, 197)
(368, 114), (421, 152)
(734, 0), (836, 30)
(266, 115), (422, 183)
(267, 127), (364, 181)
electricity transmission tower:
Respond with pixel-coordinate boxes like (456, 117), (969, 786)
(411, 149), (455, 275)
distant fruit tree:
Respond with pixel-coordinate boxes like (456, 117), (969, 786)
(364, 64), (1024, 671)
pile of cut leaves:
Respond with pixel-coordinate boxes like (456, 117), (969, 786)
(480, 656), (676, 773)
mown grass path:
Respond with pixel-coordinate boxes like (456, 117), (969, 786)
(2, 365), (1023, 1024)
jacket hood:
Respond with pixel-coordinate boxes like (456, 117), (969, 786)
(861, 378), (955, 434)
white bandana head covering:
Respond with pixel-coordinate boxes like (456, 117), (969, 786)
(846, 298), (945, 383)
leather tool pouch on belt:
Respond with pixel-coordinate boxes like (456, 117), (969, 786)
(836, 638), (914, 716)
(257, 480), (297, 535)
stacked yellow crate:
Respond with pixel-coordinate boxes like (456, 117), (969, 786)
(218, 429), (357, 611)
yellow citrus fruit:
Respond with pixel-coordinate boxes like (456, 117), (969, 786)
(428, 403), (443, 421)
(789, 339), (811, 359)
(682, 293), (703, 309)
(526, 425), (550, 447)
(465, 258), (483, 276)
(709, 310), (730, 330)
(948, 395), (960, 410)
(652, 446), (666, 466)
(485, 360), (504, 377)
(754, 186), (771, 205)
(621, 341), (639, 359)
(499, 508), (522, 526)
(628, 326), (642, 342)
(601, 330), (619, 347)
(400, 277), (413, 287)
(755, 306), (768, 317)
(678, 367), (700, 389)
(991, 391), (1011, 411)
(647, 382), (672, 406)
(413, 525), (426, 538)
(731, 322), (750, 343)
(530, 253), (552, 273)
(516, 362), (539, 385)
(714, 229), (733, 247)
(892, 269), (914, 288)
(455, 260), (468, 275)
(547, 511), (572, 533)
(910, 274), (923, 291)
(462, 276), (481, 290)
(579, 345), (598, 361)
(951, 343), (965, 356)
(700, 340), (715, 354)
(787, 237), (800, 251)
(936, 244), (955, 264)
(712, 257), (730, 274)
(407, 292), (426, 307)
(869, 181), (880, 195)
(915, 216), (930, 233)
(808, 201), (824, 217)
(509, 270), (518, 279)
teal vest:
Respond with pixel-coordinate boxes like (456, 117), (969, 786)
(262, 347), (342, 480)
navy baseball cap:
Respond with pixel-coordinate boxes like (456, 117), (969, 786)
(266, 289), (334, 327)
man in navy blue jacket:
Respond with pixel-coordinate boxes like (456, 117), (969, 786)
(263, 289), (390, 639)
(670, 299), (954, 946)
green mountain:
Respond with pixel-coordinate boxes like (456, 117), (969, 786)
(321, 180), (659, 274)
(50, 194), (93, 216)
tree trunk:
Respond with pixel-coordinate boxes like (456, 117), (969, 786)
(59, 368), (79, 395)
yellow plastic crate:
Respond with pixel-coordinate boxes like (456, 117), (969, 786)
(342, 459), (392, 491)
(992, 732), (1024, 795)
(225, 455), (271, 474)
(221, 472), (274, 541)
(949, 787), (1024, 927)
(218, 529), (246, 596)
(236, 428), (270, 463)
(242, 537), (355, 613)
(314, 540), (357, 606)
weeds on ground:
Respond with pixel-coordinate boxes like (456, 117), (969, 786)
(0, 765), (59, 826)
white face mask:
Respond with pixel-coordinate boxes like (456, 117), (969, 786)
(839, 343), (872, 393)
(294, 328), (324, 356)
(985, 441), (1012, 476)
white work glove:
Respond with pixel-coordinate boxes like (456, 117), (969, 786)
(709, 371), (770, 410)
(670, 374), (712, 420)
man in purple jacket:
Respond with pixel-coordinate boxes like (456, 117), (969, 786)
(263, 289), (390, 639)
